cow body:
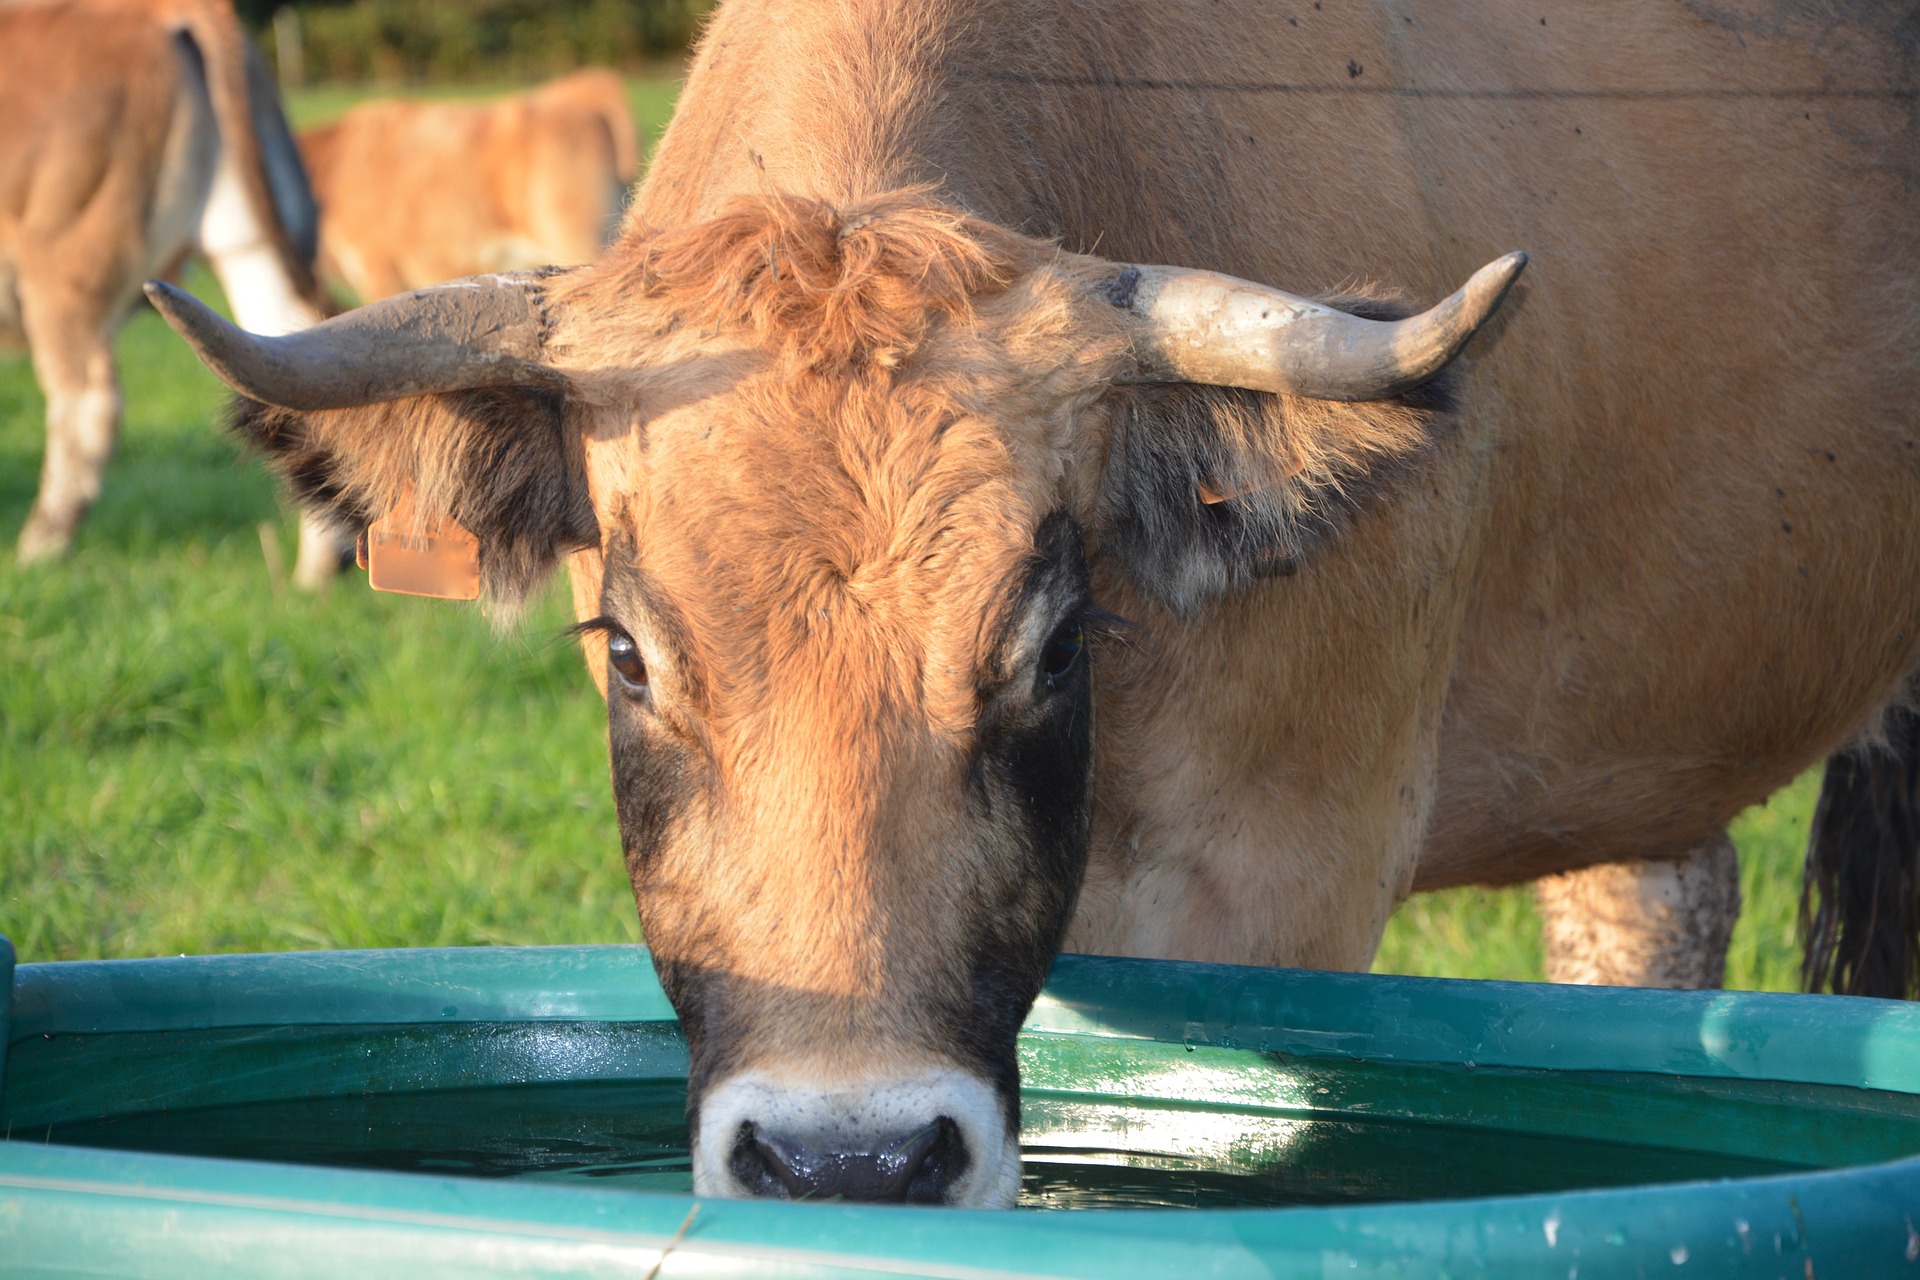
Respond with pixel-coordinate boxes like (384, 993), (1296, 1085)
(630, 0), (1920, 964)
(154, 0), (1920, 1205)
(300, 70), (639, 301)
(0, 0), (340, 578)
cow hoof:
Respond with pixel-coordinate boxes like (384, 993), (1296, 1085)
(15, 518), (74, 566)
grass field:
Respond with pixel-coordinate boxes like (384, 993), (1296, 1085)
(0, 78), (1821, 989)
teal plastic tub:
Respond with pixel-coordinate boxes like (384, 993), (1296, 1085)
(3, 936), (1919, 1278)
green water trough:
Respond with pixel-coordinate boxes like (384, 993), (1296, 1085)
(2, 936), (1919, 1277)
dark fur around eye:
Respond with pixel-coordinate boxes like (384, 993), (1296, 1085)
(1040, 619), (1084, 685)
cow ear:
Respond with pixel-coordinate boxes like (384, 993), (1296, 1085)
(1090, 295), (1458, 615)
(232, 385), (599, 618)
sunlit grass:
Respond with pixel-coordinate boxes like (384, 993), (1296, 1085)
(1, 77), (665, 961)
(0, 277), (632, 962)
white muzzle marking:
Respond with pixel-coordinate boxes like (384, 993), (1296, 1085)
(692, 1068), (1020, 1207)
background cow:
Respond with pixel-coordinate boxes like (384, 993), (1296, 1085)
(152, 0), (1920, 1206)
(298, 69), (639, 301)
(0, 0), (350, 585)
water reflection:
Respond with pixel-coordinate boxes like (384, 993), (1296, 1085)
(41, 1068), (1804, 1210)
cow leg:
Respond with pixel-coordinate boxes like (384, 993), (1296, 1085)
(290, 511), (354, 591)
(1533, 834), (1741, 988)
(288, 487), (355, 591)
(17, 302), (121, 564)
(200, 143), (348, 589)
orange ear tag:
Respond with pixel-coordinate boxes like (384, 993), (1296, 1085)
(362, 487), (481, 600)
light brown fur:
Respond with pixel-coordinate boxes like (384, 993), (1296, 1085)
(300, 69), (639, 301)
(585, 227), (1110, 1041)
(231, 0), (1920, 1074)
(619, 0), (1920, 971)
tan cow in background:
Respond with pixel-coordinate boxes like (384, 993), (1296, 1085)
(0, 0), (346, 584)
(299, 69), (639, 301)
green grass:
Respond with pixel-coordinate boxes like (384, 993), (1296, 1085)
(0, 275), (633, 962)
(0, 77), (1822, 987)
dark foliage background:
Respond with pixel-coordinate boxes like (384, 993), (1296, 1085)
(244, 0), (710, 84)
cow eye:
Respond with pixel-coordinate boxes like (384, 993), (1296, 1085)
(607, 629), (648, 694)
(1040, 619), (1084, 686)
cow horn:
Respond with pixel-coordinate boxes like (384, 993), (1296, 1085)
(143, 273), (565, 411)
(1107, 251), (1526, 402)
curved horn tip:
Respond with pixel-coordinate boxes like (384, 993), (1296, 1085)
(1467, 251), (1528, 308)
(144, 277), (196, 317)
(143, 278), (232, 345)
(141, 278), (280, 404)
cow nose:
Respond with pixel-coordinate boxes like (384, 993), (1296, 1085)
(727, 1116), (969, 1203)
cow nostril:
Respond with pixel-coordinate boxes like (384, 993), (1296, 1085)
(891, 1116), (969, 1204)
(727, 1120), (788, 1199)
(727, 1116), (970, 1203)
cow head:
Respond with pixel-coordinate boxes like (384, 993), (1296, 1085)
(150, 190), (1520, 1207)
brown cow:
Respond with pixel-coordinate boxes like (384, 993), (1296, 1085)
(0, 0), (350, 584)
(298, 69), (639, 301)
(152, 0), (1920, 1206)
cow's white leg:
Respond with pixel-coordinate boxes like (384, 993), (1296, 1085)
(290, 509), (352, 590)
(199, 149), (319, 340)
(1533, 834), (1741, 988)
(18, 312), (121, 565)
(200, 143), (354, 588)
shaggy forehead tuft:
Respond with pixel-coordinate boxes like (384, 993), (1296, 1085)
(610, 188), (1038, 373)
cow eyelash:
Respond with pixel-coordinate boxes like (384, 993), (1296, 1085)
(566, 615), (622, 641)
(1036, 604), (1135, 691)
(1077, 606), (1137, 641)
(568, 615), (649, 694)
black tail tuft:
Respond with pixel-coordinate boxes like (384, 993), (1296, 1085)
(1801, 702), (1920, 998)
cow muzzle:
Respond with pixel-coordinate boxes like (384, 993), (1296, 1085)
(691, 1069), (1020, 1206)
